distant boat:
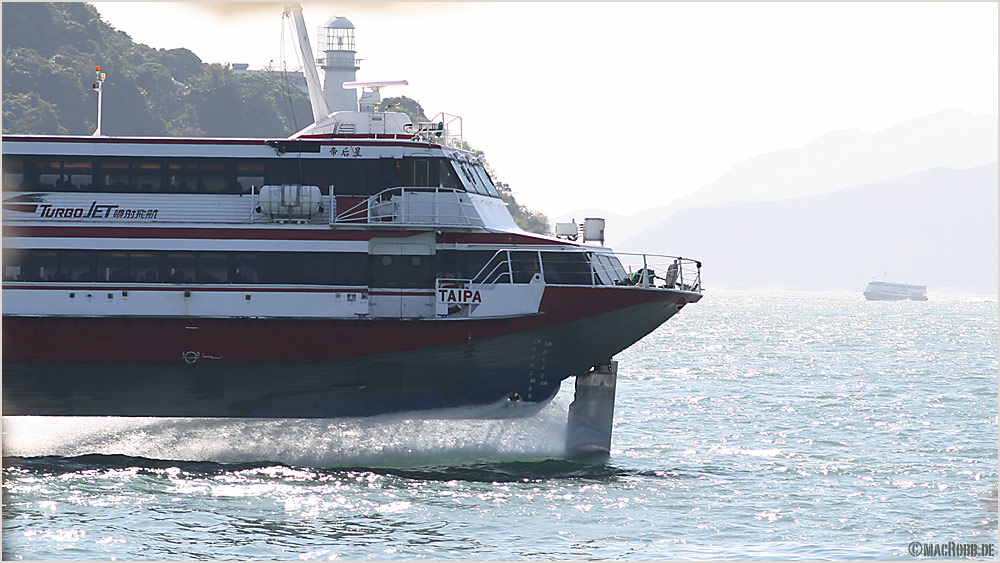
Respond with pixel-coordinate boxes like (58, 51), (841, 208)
(864, 280), (927, 301)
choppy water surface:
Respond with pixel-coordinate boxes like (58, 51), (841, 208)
(3, 290), (997, 560)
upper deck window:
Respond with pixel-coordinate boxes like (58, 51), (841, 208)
(541, 252), (594, 285)
(101, 161), (131, 192)
(2, 156), (24, 190)
(64, 159), (94, 190)
(200, 162), (227, 193)
(135, 161), (161, 192)
(35, 159), (62, 190)
(472, 164), (501, 198)
(1, 153), (501, 198)
(439, 160), (462, 190)
(236, 163), (265, 194)
(449, 160), (501, 198)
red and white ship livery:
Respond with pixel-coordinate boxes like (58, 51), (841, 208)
(1, 6), (702, 421)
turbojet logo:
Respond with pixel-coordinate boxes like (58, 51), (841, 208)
(438, 288), (482, 304)
(37, 202), (159, 220)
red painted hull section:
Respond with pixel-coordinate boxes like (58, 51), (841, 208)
(1, 287), (699, 417)
(2, 286), (688, 363)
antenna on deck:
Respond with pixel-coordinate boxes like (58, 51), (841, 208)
(343, 80), (408, 112)
(91, 66), (106, 136)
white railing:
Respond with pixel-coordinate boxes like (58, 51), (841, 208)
(334, 186), (484, 227)
(410, 112), (463, 148)
(612, 253), (702, 292)
(432, 249), (702, 318)
(439, 249), (702, 294)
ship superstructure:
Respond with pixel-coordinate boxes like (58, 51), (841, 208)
(1, 6), (702, 453)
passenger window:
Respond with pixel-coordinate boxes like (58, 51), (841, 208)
(168, 162), (198, 193)
(510, 251), (541, 283)
(461, 162), (487, 195)
(4, 250), (380, 286)
(236, 163), (265, 194)
(303, 253), (334, 285)
(607, 256), (628, 281)
(200, 162), (227, 193)
(61, 160), (94, 190)
(412, 159), (430, 187)
(35, 160), (61, 190)
(131, 252), (160, 283)
(165, 252), (196, 283)
(3, 156), (24, 190)
(440, 160), (463, 190)
(590, 254), (612, 285)
(198, 252), (228, 283)
(473, 164), (500, 197)
(97, 251), (131, 282)
(134, 161), (161, 192)
(369, 254), (400, 287)
(332, 253), (366, 285)
(3, 247), (22, 281)
(541, 252), (594, 285)
(402, 255), (433, 288)
(101, 161), (130, 192)
(61, 250), (94, 282)
(232, 253), (259, 283)
(260, 253), (303, 284)
(22, 250), (59, 281)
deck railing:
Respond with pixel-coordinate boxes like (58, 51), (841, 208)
(612, 253), (702, 292)
(437, 250), (701, 294)
(334, 186), (484, 226)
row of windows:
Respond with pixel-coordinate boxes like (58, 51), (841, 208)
(1, 155), (501, 198)
(3, 250), (367, 286)
(2, 249), (623, 288)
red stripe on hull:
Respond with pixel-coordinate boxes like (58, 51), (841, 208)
(1, 286), (695, 363)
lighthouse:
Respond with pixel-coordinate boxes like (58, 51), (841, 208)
(317, 16), (361, 112)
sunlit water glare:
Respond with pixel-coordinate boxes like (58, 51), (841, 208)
(3, 290), (997, 560)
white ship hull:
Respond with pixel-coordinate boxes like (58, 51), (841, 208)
(863, 281), (927, 301)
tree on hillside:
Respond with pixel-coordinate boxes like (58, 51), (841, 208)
(1, 2), (312, 137)
(377, 96), (428, 123)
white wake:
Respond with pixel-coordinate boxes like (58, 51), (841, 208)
(2, 397), (572, 468)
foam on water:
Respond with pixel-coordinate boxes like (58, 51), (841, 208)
(2, 398), (571, 468)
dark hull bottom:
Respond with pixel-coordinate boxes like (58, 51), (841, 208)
(864, 293), (927, 301)
(3, 300), (684, 418)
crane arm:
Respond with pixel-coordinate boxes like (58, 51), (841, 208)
(284, 3), (332, 123)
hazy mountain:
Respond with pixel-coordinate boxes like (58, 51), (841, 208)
(618, 164), (998, 293)
(558, 109), (999, 247)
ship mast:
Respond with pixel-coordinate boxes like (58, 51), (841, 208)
(91, 66), (106, 136)
(283, 3), (332, 123)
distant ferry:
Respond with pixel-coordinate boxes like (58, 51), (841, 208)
(863, 280), (927, 301)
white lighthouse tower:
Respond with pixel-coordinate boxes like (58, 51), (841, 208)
(317, 15), (361, 112)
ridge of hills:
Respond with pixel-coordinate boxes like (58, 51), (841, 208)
(558, 108), (999, 250)
(620, 163), (998, 293)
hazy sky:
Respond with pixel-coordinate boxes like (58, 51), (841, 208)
(91, 2), (998, 217)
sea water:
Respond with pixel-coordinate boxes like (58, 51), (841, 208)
(3, 290), (997, 560)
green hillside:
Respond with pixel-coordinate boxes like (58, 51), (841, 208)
(2, 2), (312, 137)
